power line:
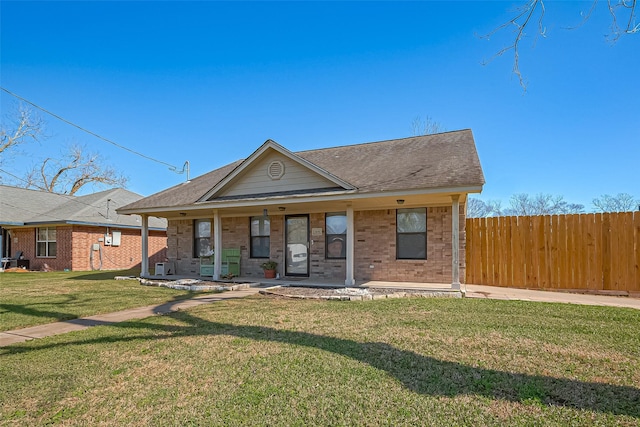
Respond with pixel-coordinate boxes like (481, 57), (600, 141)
(0, 168), (47, 191)
(1, 86), (183, 172)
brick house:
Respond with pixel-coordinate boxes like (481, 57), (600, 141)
(118, 130), (485, 288)
(0, 186), (167, 272)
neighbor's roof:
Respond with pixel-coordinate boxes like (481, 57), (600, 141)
(120, 129), (484, 211)
(0, 186), (167, 229)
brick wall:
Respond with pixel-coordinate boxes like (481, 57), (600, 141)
(167, 216), (285, 277)
(309, 212), (346, 280)
(8, 225), (166, 272)
(70, 226), (166, 271)
(166, 204), (465, 284)
(167, 219), (199, 274)
(353, 207), (465, 283)
(10, 226), (73, 271)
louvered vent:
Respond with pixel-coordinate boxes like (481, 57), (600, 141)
(267, 160), (285, 180)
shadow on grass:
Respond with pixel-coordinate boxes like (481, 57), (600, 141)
(0, 292), (197, 332)
(2, 307), (638, 418)
(0, 303), (79, 323)
(0, 295), (81, 326)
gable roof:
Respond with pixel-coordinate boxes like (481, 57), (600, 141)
(200, 139), (356, 201)
(119, 129), (484, 213)
(0, 186), (167, 229)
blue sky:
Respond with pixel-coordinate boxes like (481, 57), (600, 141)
(1, 1), (638, 210)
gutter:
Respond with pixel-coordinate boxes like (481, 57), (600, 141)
(116, 184), (484, 216)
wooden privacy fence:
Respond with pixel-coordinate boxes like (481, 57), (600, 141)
(466, 212), (640, 294)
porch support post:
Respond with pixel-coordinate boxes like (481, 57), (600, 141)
(345, 204), (355, 286)
(213, 210), (222, 280)
(141, 214), (149, 277)
(451, 195), (461, 290)
(0, 228), (4, 272)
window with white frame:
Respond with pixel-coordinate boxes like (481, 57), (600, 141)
(36, 227), (57, 257)
(396, 208), (427, 259)
(194, 219), (212, 257)
(325, 212), (346, 259)
(250, 216), (270, 258)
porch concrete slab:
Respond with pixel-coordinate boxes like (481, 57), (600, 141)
(129, 275), (640, 309)
(359, 281), (454, 291)
(0, 288), (259, 347)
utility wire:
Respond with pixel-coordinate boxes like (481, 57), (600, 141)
(0, 168), (47, 191)
(1, 86), (183, 172)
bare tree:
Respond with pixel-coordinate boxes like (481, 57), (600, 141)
(592, 193), (640, 212)
(484, 0), (638, 88)
(466, 197), (503, 218)
(411, 116), (446, 136)
(24, 145), (128, 195)
(0, 103), (44, 160)
(503, 193), (584, 216)
(1, 105), (128, 194)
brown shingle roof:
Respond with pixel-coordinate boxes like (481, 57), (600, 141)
(119, 130), (484, 212)
(119, 160), (243, 210)
(297, 129), (484, 192)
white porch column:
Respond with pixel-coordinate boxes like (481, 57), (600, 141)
(451, 195), (461, 290)
(141, 214), (149, 277)
(345, 204), (355, 286)
(213, 210), (222, 280)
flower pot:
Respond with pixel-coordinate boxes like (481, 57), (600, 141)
(264, 269), (276, 279)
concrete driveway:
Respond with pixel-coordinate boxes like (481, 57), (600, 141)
(465, 284), (640, 310)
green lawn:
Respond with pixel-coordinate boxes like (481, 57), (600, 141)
(1, 292), (638, 426)
(0, 270), (196, 331)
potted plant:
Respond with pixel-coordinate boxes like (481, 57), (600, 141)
(260, 260), (278, 278)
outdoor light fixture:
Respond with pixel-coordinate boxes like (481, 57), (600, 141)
(179, 212), (187, 216)
(396, 199), (405, 205)
(263, 208), (268, 217)
(278, 207), (286, 211)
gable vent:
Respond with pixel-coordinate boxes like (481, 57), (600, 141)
(267, 160), (285, 180)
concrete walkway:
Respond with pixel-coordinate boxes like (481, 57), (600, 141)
(1, 284), (638, 348)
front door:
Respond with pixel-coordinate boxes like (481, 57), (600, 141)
(285, 215), (309, 276)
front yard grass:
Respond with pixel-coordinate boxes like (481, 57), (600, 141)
(1, 294), (638, 426)
(0, 270), (196, 331)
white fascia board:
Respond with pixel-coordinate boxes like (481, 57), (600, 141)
(116, 185), (483, 216)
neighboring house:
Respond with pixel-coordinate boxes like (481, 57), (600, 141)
(118, 130), (485, 288)
(0, 186), (167, 272)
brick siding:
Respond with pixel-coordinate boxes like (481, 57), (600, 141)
(8, 225), (166, 272)
(353, 207), (465, 283)
(167, 204), (465, 284)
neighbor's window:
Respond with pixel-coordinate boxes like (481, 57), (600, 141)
(326, 212), (346, 259)
(36, 227), (57, 257)
(250, 216), (270, 258)
(194, 219), (212, 257)
(396, 208), (427, 259)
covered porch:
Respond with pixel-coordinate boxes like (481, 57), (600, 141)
(136, 192), (466, 291)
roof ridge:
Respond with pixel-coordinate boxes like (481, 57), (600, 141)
(295, 129), (471, 154)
